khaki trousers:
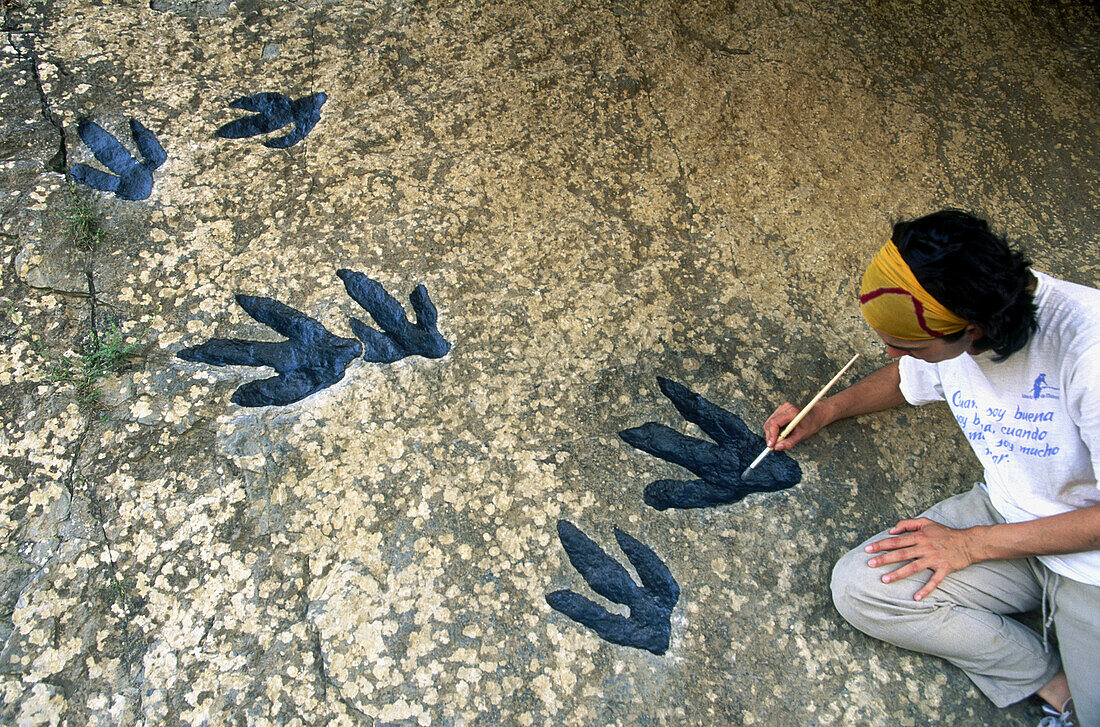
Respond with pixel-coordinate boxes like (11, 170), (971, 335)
(831, 485), (1100, 726)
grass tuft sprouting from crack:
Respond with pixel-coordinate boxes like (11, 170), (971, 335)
(46, 320), (140, 409)
(64, 181), (104, 252)
(37, 183), (143, 409)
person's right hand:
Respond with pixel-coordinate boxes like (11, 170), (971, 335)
(762, 400), (832, 451)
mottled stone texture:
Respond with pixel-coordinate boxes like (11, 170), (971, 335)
(1, 0), (1098, 725)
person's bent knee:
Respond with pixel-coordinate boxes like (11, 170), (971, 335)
(831, 546), (888, 635)
(831, 544), (937, 649)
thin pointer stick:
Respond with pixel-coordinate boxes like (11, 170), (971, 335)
(741, 353), (860, 480)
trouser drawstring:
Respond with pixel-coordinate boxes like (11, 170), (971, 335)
(1040, 566), (1060, 652)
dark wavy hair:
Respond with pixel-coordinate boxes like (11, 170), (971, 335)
(892, 210), (1038, 360)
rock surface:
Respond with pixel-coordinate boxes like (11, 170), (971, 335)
(1, 0), (1098, 725)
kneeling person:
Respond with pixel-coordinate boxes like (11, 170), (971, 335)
(765, 210), (1100, 726)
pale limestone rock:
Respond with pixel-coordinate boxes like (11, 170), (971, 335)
(0, 1), (1096, 725)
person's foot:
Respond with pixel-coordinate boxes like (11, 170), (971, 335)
(1037, 698), (1076, 727)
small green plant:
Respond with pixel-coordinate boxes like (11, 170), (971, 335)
(100, 577), (131, 601)
(47, 320), (140, 408)
(64, 181), (104, 251)
(1, 300), (16, 326)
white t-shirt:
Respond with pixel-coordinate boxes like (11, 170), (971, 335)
(898, 271), (1100, 585)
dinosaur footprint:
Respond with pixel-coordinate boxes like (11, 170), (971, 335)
(337, 269), (451, 363)
(620, 378), (802, 511)
(215, 92), (327, 149)
(546, 520), (679, 655)
(69, 118), (166, 201)
(178, 271), (450, 407)
(177, 295), (362, 407)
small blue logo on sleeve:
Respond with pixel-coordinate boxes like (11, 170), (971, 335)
(1022, 373), (1060, 400)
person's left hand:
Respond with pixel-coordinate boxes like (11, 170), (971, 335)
(865, 518), (980, 601)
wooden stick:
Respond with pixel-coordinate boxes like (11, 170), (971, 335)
(742, 352), (860, 479)
(776, 352), (860, 443)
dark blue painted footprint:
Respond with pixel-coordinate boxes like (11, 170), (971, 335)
(177, 295), (361, 407)
(337, 269), (450, 363)
(620, 378), (802, 510)
(546, 520), (679, 656)
(69, 118), (167, 201)
(215, 92), (327, 148)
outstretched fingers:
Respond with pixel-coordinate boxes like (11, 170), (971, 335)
(865, 517), (977, 600)
(874, 557), (950, 601)
(888, 518), (932, 535)
(912, 571), (950, 602)
(863, 519), (935, 562)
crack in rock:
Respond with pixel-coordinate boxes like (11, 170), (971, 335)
(6, 30), (66, 171)
(309, 624), (369, 721)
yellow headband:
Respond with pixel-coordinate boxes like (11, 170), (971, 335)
(859, 241), (967, 340)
